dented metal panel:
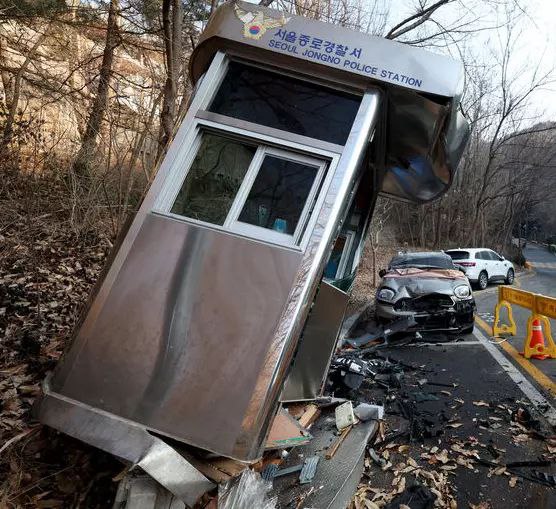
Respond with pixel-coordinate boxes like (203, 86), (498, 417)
(37, 387), (214, 506)
(190, 1), (470, 203)
(281, 281), (348, 402)
(51, 214), (302, 460)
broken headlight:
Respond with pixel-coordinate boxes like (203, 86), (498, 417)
(454, 284), (471, 298)
(378, 288), (396, 302)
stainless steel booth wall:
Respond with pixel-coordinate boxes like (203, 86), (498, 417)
(51, 213), (302, 459)
(281, 281), (349, 402)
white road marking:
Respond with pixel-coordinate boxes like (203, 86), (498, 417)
(473, 327), (556, 426)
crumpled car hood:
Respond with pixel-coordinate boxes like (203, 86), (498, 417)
(381, 268), (467, 299)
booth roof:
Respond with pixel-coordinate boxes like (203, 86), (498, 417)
(191, 1), (464, 99)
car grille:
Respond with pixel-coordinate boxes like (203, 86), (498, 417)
(393, 294), (454, 312)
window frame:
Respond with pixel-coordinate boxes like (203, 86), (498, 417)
(224, 147), (328, 246)
(153, 118), (340, 250)
(207, 58), (363, 146)
(152, 50), (363, 250)
(325, 230), (356, 280)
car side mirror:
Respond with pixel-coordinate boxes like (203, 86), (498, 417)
(500, 256), (505, 261)
(378, 269), (387, 278)
(457, 266), (466, 274)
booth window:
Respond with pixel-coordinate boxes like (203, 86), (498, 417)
(324, 232), (355, 280)
(209, 61), (361, 145)
(168, 131), (327, 246)
(237, 155), (318, 235)
(171, 133), (257, 225)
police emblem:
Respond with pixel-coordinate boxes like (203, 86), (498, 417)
(234, 4), (291, 40)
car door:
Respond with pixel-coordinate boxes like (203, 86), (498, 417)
(478, 250), (494, 278)
(489, 250), (506, 278)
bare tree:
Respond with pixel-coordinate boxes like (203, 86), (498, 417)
(385, 0), (451, 40)
(73, 0), (121, 177)
(0, 20), (52, 151)
(157, 0), (182, 158)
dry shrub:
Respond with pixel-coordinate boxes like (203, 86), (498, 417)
(0, 165), (121, 506)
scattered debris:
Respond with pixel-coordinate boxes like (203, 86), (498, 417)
(368, 447), (388, 468)
(219, 469), (276, 509)
(529, 471), (556, 488)
(383, 484), (436, 509)
(298, 456), (320, 484)
(336, 401), (357, 430)
(413, 392), (440, 403)
(326, 425), (353, 459)
(354, 403), (384, 422)
(261, 463), (303, 482)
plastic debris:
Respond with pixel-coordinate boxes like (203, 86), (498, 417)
(261, 463), (303, 482)
(219, 469), (276, 509)
(529, 470), (556, 488)
(368, 447), (387, 467)
(354, 403), (384, 421)
(384, 484), (436, 509)
(335, 401), (356, 430)
(299, 456), (320, 484)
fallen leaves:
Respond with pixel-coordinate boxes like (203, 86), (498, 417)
(0, 208), (116, 505)
(469, 502), (491, 509)
(512, 433), (530, 444)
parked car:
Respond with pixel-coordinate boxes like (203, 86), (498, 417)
(375, 251), (475, 334)
(445, 248), (514, 290)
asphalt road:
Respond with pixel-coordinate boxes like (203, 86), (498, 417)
(474, 243), (556, 400)
(353, 246), (556, 508)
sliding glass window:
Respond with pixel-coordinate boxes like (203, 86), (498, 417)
(168, 131), (327, 246)
(157, 57), (359, 247)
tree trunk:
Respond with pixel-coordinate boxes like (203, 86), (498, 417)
(157, 0), (183, 159)
(72, 0), (120, 177)
(1, 27), (50, 151)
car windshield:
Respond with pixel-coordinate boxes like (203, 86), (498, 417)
(390, 254), (454, 270)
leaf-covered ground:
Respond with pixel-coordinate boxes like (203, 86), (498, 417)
(0, 178), (121, 508)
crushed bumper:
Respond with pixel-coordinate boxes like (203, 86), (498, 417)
(376, 298), (475, 332)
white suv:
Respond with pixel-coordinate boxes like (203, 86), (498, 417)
(445, 248), (515, 290)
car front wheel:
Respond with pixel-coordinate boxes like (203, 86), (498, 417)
(478, 271), (488, 290)
(505, 268), (515, 285)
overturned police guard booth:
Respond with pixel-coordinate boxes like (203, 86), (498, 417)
(36, 1), (469, 506)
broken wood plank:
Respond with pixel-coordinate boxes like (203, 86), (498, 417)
(325, 425), (352, 460)
(187, 458), (232, 483)
(265, 408), (312, 449)
(298, 404), (321, 429)
(285, 403), (307, 419)
(208, 457), (248, 478)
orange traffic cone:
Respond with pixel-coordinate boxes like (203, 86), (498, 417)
(521, 318), (549, 360)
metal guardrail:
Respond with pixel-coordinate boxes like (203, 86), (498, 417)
(493, 286), (556, 359)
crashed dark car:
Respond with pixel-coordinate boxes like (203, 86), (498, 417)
(375, 251), (475, 333)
